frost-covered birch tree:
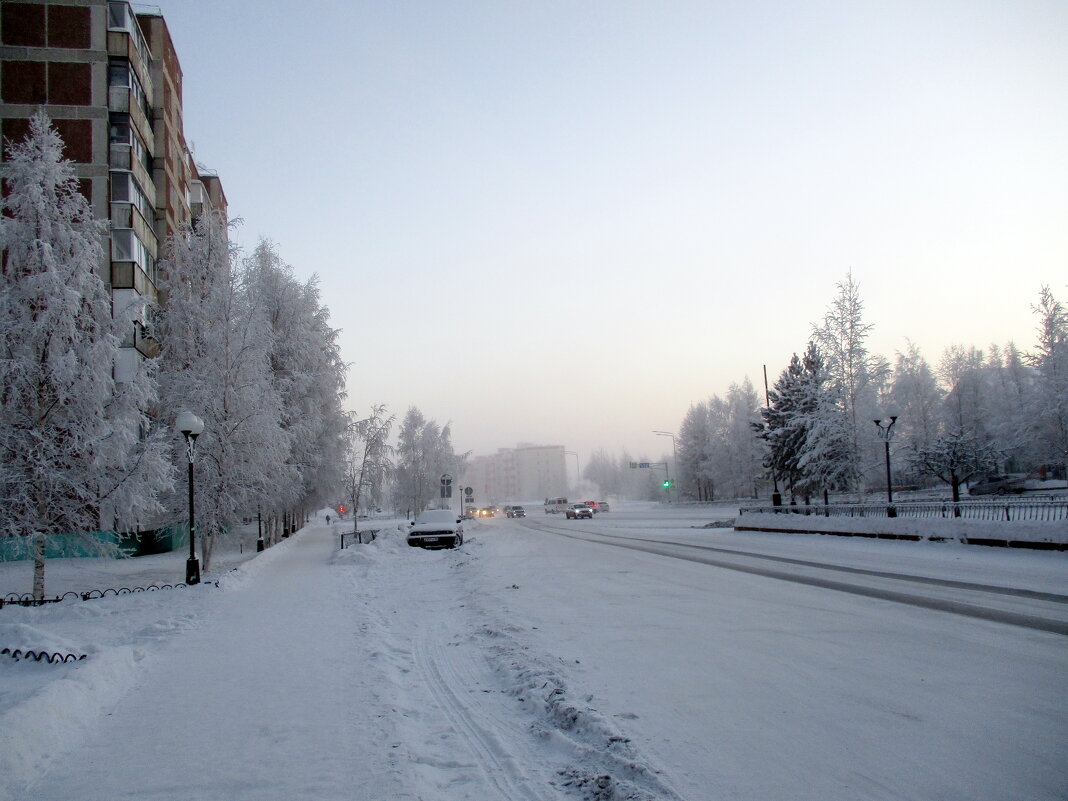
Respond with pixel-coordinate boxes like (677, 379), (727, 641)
(393, 407), (461, 515)
(155, 213), (289, 570)
(889, 342), (942, 458)
(0, 112), (171, 598)
(1028, 286), (1068, 479)
(344, 404), (394, 524)
(245, 240), (347, 525)
(677, 403), (714, 501)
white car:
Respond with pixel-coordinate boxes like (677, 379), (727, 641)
(565, 504), (593, 520)
(407, 509), (464, 549)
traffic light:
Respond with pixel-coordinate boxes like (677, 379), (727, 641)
(338, 505), (346, 515)
(662, 479), (672, 488)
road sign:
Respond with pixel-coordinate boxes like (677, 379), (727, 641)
(464, 486), (473, 496)
(639, 462), (651, 468)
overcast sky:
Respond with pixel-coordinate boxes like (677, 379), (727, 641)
(158, 0), (1067, 465)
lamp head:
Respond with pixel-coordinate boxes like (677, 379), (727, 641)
(176, 410), (205, 437)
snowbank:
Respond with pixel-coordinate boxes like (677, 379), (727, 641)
(736, 511), (1068, 547)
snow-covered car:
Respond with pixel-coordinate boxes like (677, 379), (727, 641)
(565, 504), (593, 519)
(407, 509), (464, 549)
(968, 475), (1027, 496)
(506, 506), (526, 518)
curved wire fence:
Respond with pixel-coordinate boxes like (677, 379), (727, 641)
(1, 646), (87, 663)
(1, 582), (195, 609)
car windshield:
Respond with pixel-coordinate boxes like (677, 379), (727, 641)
(415, 510), (457, 524)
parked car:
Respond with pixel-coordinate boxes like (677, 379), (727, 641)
(506, 506), (526, 518)
(565, 503), (594, 519)
(407, 509), (464, 549)
(968, 475), (1027, 496)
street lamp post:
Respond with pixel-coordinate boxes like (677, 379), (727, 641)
(175, 411), (205, 585)
(649, 433), (674, 501)
(873, 416), (898, 518)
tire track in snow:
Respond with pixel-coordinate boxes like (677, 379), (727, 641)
(413, 631), (547, 801)
(524, 519), (1068, 636)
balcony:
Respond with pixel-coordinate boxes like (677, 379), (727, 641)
(132, 320), (159, 359)
(110, 259), (157, 301)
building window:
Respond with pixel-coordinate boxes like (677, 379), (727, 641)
(107, 2), (152, 69)
(110, 171), (154, 225)
(108, 60), (150, 120)
(110, 120), (151, 172)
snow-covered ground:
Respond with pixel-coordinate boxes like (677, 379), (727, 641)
(1, 503), (1066, 800)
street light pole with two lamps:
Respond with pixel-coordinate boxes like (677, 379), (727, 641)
(873, 415), (898, 518)
(175, 410), (205, 585)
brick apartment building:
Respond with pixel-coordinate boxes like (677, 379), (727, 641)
(0, 0), (224, 381)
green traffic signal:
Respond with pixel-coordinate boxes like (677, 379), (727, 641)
(662, 479), (671, 488)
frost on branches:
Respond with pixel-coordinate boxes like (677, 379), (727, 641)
(0, 112), (171, 598)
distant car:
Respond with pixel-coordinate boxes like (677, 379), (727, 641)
(969, 475), (1027, 496)
(597, 501), (610, 512)
(583, 501), (600, 513)
(565, 503), (593, 519)
(506, 506), (526, 518)
(407, 509), (464, 549)
(478, 507), (495, 517)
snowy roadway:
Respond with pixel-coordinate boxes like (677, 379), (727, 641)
(1, 503), (1066, 800)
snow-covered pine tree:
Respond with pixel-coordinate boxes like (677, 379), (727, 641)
(810, 272), (885, 495)
(0, 112), (171, 598)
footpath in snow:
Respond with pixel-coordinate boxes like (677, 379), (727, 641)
(1, 517), (683, 801)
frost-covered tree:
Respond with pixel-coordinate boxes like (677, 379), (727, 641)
(344, 404), (394, 526)
(0, 112), (171, 598)
(583, 448), (623, 498)
(908, 429), (998, 504)
(1028, 286), (1068, 479)
(810, 272), (885, 494)
(155, 212), (289, 570)
(983, 343), (1035, 472)
(757, 342), (828, 501)
(393, 407), (461, 515)
(677, 403), (714, 501)
(245, 240), (348, 523)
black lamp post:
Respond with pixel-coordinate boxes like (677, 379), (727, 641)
(176, 410), (205, 584)
(873, 416), (898, 518)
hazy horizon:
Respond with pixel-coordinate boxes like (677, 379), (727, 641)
(157, 0), (1066, 462)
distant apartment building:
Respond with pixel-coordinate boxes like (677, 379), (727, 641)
(462, 444), (567, 505)
(0, 0), (225, 380)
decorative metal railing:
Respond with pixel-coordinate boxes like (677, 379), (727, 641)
(738, 500), (1068, 523)
(0, 582), (191, 610)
